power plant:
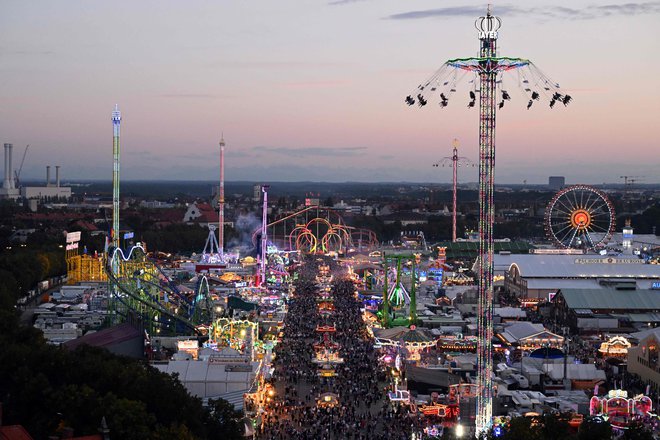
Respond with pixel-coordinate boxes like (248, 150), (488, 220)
(0, 142), (72, 201)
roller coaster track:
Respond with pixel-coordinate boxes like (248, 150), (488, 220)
(106, 244), (212, 335)
(251, 205), (378, 252)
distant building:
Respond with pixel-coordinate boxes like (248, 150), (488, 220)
(627, 328), (660, 390)
(21, 165), (72, 200)
(497, 253), (660, 299)
(553, 288), (660, 333)
(183, 201), (217, 225)
(497, 321), (564, 350)
(253, 184), (261, 202)
(140, 200), (177, 209)
(548, 176), (565, 190)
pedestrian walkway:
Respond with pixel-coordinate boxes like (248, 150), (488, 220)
(258, 256), (418, 439)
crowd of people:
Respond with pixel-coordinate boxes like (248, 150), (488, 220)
(259, 256), (419, 439)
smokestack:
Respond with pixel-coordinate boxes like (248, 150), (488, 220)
(56, 166), (60, 187)
(8, 144), (14, 189)
(2, 143), (15, 189)
(2, 143), (9, 189)
(46, 166), (51, 187)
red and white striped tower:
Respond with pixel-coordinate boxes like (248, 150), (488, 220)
(218, 135), (225, 256)
(433, 138), (473, 242)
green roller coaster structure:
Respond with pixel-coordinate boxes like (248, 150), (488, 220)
(107, 244), (214, 335)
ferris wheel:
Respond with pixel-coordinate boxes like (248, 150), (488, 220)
(545, 184), (616, 250)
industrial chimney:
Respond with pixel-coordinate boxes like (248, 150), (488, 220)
(2, 143), (11, 189)
(46, 166), (51, 187)
(56, 166), (60, 187)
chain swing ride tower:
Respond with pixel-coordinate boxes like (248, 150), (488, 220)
(407, 8), (571, 434)
(475, 13), (498, 433)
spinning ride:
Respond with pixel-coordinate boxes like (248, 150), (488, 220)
(545, 184), (616, 250)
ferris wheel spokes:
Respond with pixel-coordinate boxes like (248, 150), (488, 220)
(545, 184), (616, 250)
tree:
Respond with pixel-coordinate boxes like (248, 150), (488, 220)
(501, 416), (541, 440)
(622, 420), (654, 440)
(578, 417), (612, 440)
(0, 296), (243, 440)
(206, 398), (244, 439)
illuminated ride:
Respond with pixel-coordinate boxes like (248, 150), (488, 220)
(381, 254), (419, 328)
(107, 244), (214, 335)
(598, 336), (631, 359)
(317, 392), (340, 408)
(406, 8), (570, 434)
(252, 206), (378, 254)
(590, 389), (653, 430)
(375, 330), (436, 362)
(266, 253), (290, 285)
(545, 184), (616, 250)
(387, 265), (410, 310)
(210, 318), (259, 360)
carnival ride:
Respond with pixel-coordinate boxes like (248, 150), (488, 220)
(252, 206), (378, 254)
(433, 139), (475, 242)
(407, 8), (571, 433)
(265, 253), (290, 285)
(382, 254), (419, 328)
(210, 317), (259, 360)
(598, 336), (631, 358)
(545, 184), (616, 250)
(107, 244), (214, 335)
(387, 266), (411, 310)
(590, 389), (653, 430)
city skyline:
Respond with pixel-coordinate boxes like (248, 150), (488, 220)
(1, 1), (659, 184)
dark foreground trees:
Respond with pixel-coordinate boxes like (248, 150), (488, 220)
(0, 282), (242, 440)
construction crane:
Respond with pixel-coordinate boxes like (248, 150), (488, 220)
(620, 175), (640, 186)
(13, 145), (29, 188)
(620, 175), (643, 196)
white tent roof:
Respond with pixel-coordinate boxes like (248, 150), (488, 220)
(543, 363), (606, 381)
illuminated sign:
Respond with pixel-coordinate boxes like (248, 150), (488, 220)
(66, 231), (81, 243)
(177, 340), (198, 350)
(123, 232), (134, 239)
(574, 258), (645, 265)
(652, 282), (660, 290)
(66, 242), (79, 251)
(531, 248), (585, 255)
(475, 13), (501, 39)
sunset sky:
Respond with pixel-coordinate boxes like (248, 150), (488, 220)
(1, 1), (658, 184)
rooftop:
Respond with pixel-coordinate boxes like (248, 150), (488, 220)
(494, 254), (660, 279)
(557, 288), (660, 310)
(63, 322), (142, 351)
